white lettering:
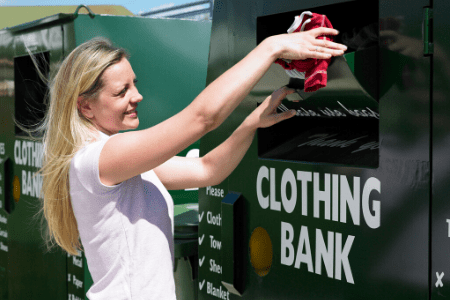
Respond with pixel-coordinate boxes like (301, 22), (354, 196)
(362, 178), (381, 229)
(206, 186), (225, 198)
(72, 275), (83, 289)
(27, 142), (33, 167)
(209, 235), (222, 250)
(335, 233), (355, 284)
(31, 142), (37, 167)
(352, 141), (379, 154)
(207, 212), (221, 226)
(338, 101), (379, 119)
(22, 170), (27, 195)
(27, 171), (32, 197)
(20, 171), (42, 198)
(209, 259), (222, 274)
(256, 166), (381, 228)
(297, 171), (312, 216)
(281, 169), (296, 213)
(332, 174), (339, 221)
(0, 230), (7, 238)
(207, 281), (230, 299)
(294, 225), (314, 272)
(0, 241), (8, 252)
(257, 166), (269, 209)
(270, 168), (280, 211)
(297, 134), (338, 147)
(447, 219), (450, 237)
(13, 140), (43, 167)
(281, 222), (295, 266)
(314, 173), (330, 220)
(0, 215), (7, 224)
(21, 142), (27, 166)
(315, 229), (334, 278)
(340, 176), (360, 225)
(297, 133), (368, 149)
(14, 140), (22, 165)
(72, 256), (82, 268)
(281, 223), (355, 284)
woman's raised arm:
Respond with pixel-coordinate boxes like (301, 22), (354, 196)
(99, 28), (346, 186)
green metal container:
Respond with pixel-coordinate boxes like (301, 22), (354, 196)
(197, 0), (442, 299)
(0, 7), (211, 300)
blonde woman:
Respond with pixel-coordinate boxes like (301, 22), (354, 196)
(37, 30), (346, 299)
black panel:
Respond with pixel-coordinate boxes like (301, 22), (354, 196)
(14, 52), (49, 137)
(256, 1), (379, 168)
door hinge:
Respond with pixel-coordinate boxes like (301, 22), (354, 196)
(423, 7), (433, 55)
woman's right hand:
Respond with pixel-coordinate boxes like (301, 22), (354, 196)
(267, 27), (347, 61)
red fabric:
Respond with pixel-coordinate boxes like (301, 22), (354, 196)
(276, 13), (334, 92)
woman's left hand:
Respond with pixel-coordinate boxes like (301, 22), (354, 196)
(247, 86), (297, 129)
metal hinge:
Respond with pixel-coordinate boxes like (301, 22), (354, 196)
(423, 7), (433, 55)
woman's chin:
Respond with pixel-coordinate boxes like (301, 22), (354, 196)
(125, 119), (139, 130)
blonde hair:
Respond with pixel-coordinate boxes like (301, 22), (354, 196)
(30, 37), (128, 255)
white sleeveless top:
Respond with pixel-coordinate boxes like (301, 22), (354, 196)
(69, 131), (176, 300)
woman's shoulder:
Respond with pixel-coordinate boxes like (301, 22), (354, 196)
(75, 131), (116, 155)
(70, 131), (124, 193)
(71, 131), (113, 166)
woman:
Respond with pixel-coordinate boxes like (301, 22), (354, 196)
(37, 28), (346, 299)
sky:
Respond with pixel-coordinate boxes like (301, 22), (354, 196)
(0, 0), (195, 15)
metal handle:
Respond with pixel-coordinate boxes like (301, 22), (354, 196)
(74, 5), (95, 19)
(423, 7), (433, 56)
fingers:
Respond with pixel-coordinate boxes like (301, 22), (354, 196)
(270, 109), (296, 125)
(304, 48), (333, 60)
(258, 87), (297, 128)
(312, 38), (347, 51)
(309, 27), (340, 37)
(279, 86), (296, 96)
(307, 45), (345, 58)
(303, 27), (347, 47)
(262, 86), (294, 113)
(272, 86), (295, 103)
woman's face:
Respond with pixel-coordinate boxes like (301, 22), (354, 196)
(87, 57), (143, 135)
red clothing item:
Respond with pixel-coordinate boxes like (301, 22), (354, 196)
(276, 13), (334, 92)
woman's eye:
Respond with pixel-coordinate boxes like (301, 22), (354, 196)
(117, 87), (127, 96)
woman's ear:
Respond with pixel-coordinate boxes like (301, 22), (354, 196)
(77, 96), (94, 119)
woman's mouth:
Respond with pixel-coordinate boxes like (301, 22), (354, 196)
(124, 109), (137, 117)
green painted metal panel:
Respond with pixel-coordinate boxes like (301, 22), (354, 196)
(199, 0), (431, 300)
(0, 157), (10, 300)
(431, 0), (450, 298)
(5, 26), (67, 300)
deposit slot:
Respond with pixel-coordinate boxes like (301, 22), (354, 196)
(14, 52), (49, 137)
(256, 0), (379, 168)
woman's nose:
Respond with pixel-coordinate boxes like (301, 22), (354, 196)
(132, 89), (143, 103)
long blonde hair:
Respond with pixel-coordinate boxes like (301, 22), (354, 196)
(31, 37), (128, 255)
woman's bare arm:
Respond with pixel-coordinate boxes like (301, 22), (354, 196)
(99, 29), (346, 186)
(154, 88), (296, 190)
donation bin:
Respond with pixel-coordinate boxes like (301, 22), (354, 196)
(197, 0), (447, 299)
(0, 6), (211, 299)
(174, 203), (200, 300)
